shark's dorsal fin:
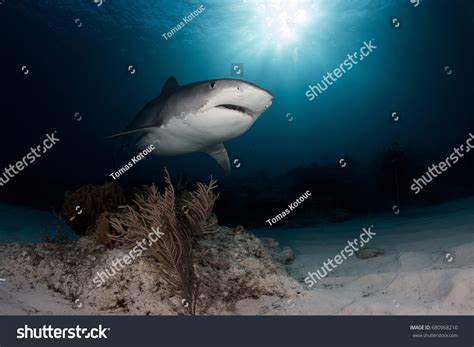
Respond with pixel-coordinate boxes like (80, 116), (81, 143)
(161, 76), (180, 97)
(203, 143), (231, 175)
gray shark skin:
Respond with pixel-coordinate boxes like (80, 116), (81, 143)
(109, 76), (273, 174)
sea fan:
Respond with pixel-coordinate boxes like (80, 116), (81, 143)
(108, 170), (218, 314)
(179, 178), (219, 237)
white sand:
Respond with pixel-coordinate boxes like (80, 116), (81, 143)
(237, 197), (474, 315)
(1, 198), (472, 315)
(0, 283), (80, 315)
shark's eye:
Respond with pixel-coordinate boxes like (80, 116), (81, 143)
(209, 81), (216, 89)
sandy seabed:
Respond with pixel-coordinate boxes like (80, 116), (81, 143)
(0, 198), (473, 315)
(247, 197), (474, 315)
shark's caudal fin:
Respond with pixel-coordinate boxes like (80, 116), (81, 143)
(204, 143), (231, 175)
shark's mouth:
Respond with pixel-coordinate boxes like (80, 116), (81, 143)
(216, 104), (253, 117)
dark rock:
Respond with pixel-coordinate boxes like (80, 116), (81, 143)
(355, 247), (385, 259)
(260, 239), (295, 265)
(234, 225), (246, 235)
(277, 246), (295, 264)
(260, 238), (279, 248)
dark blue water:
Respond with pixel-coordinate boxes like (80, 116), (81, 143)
(0, 0), (473, 235)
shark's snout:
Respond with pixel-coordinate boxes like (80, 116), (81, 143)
(229, 82), (273, 117)
(264, 95), (273, 110)
(198, 79), (273, 118)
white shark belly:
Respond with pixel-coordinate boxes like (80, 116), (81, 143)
(137, 110), (254, 156)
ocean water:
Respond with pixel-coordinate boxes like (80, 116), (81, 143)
(0, 0), (473, 239)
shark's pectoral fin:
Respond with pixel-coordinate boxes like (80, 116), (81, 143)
(105, 127), (155, 139)
(203, 143), (231, 175)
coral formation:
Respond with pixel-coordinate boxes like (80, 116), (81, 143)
(95, 212), (114, 247)
(61, 183), (128, 236)
(19, 172), (297, 315)
(260, 238), (295, 264)
(0, 226), (299, 315)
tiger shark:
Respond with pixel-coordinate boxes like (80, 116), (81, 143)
(108, 76), (273, 174)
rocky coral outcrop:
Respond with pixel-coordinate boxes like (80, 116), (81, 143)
(61, 183), (128, 236)
(260, 237), (295, 265)
(0, 226), (300, 315)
